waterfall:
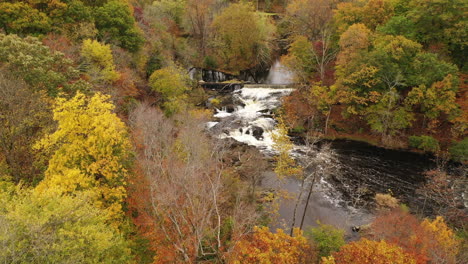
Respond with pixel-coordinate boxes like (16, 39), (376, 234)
(210, 87), (294, 153)
(265, 60), (295, 85)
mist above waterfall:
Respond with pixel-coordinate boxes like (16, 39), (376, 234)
(265, 60), (295, 85)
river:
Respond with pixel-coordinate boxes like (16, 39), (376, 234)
(203, 61), (453, 236)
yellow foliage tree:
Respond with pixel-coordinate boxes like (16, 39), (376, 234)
(420, 216), (460, 264)
(229, 226), (312, 264)
(81, 39), (119, 83)
(322, 238), (417, 264)
(149, 66), (190, 116)
(34, 92), (131, 221)
(211, 2), (275, 73)
(272, 116), (302, 179)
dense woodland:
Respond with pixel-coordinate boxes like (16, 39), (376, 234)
(0, 0), (466, 263)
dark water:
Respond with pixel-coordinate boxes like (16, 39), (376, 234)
(264, 140), (438, 236)
(328, 139), (436, 208)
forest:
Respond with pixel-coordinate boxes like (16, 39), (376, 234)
(0, 0), (466, 263)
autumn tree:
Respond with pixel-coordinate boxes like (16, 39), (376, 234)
(0, 33), (79, 96)
(282, 0), (339, 82)
(149, 66), (190, 116)
(284, 0), (336, 40)
(129, 103), (259, 262)
(406, 74), (460, 126)
(0, 71), (52, 183)
(364, 89), (415, 140)
(81, 39), (120, 83)
(34, 92), (132, 222)
(335, 24), (459, 139)
(369, 208), (461, 264)
(417, 170), (468, 228)
(335, 23), (372, 85)
(0, 187), (131, 264)
(183, 0), (217, 60)
(228, 226), (313, 264)
(333, 0), (395, 36)
(236, 147), (269, 200)
(211, 2), (275, 73)
(0, 1), (51, 35)
(309, 84), (340, 134)
(272, 116), (302, 180)
(323, 238), (417, 264)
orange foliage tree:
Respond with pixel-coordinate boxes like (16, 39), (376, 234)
(322, 238), (416, 264)
(228, 226), (313, 264)
(369, 208), (460, 264)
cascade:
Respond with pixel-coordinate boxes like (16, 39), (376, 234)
(207, 84), (447, 233)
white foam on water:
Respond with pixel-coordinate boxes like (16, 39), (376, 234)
(240, 88), (294, 101)
(206, 122), (218, 129)
(214, 108), (232, 118)
(211, 87), (293, 151)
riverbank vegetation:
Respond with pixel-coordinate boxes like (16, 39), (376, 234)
(280, 0), (467, 161)
(0, 0), (466, 263)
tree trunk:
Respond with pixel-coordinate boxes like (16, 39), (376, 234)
(300, 172), (317, 230)
(325, 106), (332, 135)
(290, 178), (306, 236)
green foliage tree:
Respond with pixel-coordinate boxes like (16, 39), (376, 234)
(377, 15), (417, 41)
(94, 0), (145, 52)
(149, 66), (190, 116)
(211, 2), (275, 73)
(0, 188), (131, 264)
(60, 0), (97, 41)
(449, 138), (468, 163)
(282, 36), (315, 83)
(406, 0), (467, 52)
(0, 33), (79, 96)
(81, 39), (120, 83)
(364, 89), (414, 138)
(306, 222), (345, 259)
(408, 135), (440, 153)
(34, 92), (132, 221)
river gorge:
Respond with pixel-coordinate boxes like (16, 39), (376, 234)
(201, 62), (465, 237)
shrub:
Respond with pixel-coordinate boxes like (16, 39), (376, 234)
(375, 193), (399, 211)
(408, 135), (439, 152)
(449, 138), (468, 162)
(306, 222), (345, 259)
